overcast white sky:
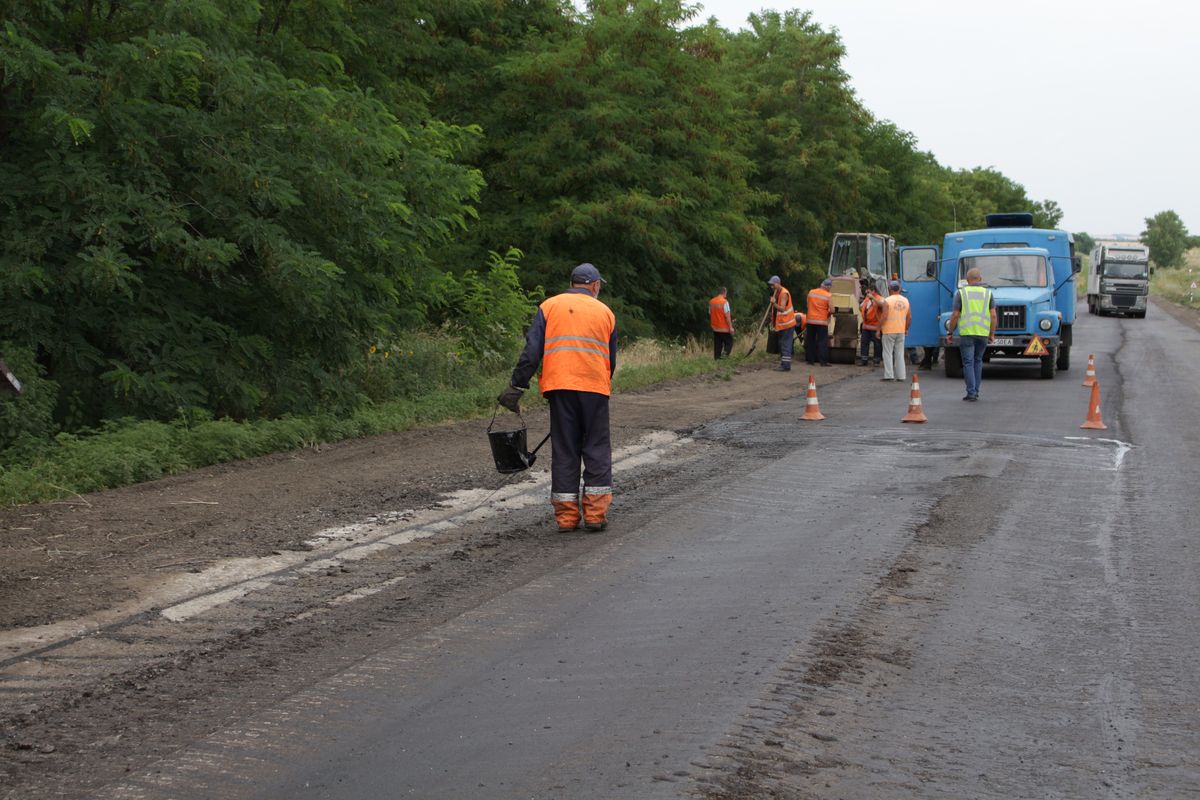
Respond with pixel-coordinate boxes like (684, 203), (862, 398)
(685, 0), (1199, 237)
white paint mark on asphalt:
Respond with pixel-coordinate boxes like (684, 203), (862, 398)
(8, 431), (690, 634)
(1064, 436), (1134, 471)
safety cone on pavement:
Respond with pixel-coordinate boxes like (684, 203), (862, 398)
(800, 374), (826, 421)
(901, 375), (928, 424)
(1080, 381), (1107, 430)
(1082, 353), (1097, 387)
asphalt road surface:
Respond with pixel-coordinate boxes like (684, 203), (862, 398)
(5, 301), (1199, 799)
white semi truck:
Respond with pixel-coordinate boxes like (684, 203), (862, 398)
(1087, 242), (1150, 318)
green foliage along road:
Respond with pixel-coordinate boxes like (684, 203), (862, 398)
(2, 0), (1064, 457)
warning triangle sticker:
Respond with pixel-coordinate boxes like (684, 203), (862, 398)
(1024, 334), (1049, 357)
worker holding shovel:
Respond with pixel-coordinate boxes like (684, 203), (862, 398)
(498, 263), (618, 533)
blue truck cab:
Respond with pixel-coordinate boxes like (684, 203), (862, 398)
(898, 213), (1080, 379)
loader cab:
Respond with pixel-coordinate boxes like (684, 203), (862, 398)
(827, 233), (896, 298)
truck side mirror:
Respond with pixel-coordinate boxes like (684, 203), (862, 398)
(1072, 256), (1082, 274)
(925, 260), (936, 278)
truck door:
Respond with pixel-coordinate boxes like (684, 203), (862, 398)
(898, 245), (941, 347)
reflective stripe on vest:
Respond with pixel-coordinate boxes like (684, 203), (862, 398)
(807, 288), (831, 325)
(773, 287), (797, 331)
(881, 295), (909, 334)
(709, 296), (732, 332)
(540, 292), (616, 395)
(956, 286), (992, 336)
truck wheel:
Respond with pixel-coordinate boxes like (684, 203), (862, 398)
(1087, 298), (1095, 314)
(944, 347), (963, 378)
(1134, 311), (1147, 319)
(1040, 348), (1057, 379)
(1056, 344), (1070, 372)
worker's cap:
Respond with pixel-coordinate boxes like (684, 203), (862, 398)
(767, 275), (781, 285)
(889, 280), (902, 290)
(570, 263), (606, 284)
(821, 278), (832, 287)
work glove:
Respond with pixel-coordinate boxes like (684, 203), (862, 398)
(497, 384), (524, 413)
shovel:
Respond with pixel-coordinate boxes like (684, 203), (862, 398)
(742, 303), (773, 358)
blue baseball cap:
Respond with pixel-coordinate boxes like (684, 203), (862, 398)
(821, 278), (832, 287)
(768, 275), (781, 285)
(571, 263), (606, 284)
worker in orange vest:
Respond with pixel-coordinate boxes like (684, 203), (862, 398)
(708, 287), (734, 360)
(498, 263), (618, 532)
(858, 290), (883, 366)
(878, 280), (912, 381)
(805, 278), (832, 367)
(767, 276), (798, 371)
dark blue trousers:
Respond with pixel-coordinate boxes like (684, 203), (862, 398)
(805, 323), (830, 365)
(547, 390), (611, 495)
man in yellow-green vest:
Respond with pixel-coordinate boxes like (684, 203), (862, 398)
(945, 267), (997, 402)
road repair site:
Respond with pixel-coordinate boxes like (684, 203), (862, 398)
(1, 298), (1198, 799)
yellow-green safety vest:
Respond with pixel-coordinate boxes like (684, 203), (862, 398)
(957, 285), (992, 336)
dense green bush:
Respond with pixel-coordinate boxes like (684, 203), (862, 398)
(0, 344), (58, 456)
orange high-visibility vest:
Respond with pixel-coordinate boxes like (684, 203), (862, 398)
(860, 296), (882, 331)
(708, 295), (732, 332)
(807, 287), (831, 326)
(539, 292), (616, 396)
(772, 287), (797, 331)
(881, 294), (910, 334)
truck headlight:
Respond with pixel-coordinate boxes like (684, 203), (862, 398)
(1039, 318), (1052, 331)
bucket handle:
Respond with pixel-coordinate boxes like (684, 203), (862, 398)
(488, 404), (550, 461)
(488, 403), (526, 434)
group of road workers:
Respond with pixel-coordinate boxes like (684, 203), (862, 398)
(498, 263), (991, 534)
(709, 274), (914, 379)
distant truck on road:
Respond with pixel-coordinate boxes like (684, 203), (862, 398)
(897, 212), (1081, 379)
(1087, 242), (1150, 318)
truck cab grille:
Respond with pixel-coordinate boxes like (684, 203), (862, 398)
(996, 305), (1026, 331)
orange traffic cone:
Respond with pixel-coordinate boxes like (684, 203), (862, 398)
(901, 375), (928, 423)
(800, 374), (826, 421)
(1080, 381), (1107, 430)
(1082, 353), (1097, 387)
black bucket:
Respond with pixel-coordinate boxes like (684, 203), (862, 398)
(766, 329), (780, 355)
(489, 427), (536, 473)
(487, 408), (550, 474)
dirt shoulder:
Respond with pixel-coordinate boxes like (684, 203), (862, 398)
(1150, 295), (1200, 332)
(0, 360), (859, 630)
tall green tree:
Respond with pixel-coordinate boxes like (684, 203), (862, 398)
(1141, 210), (1189, 269)
(461, 0), (771, 336)
(725, 10), (868, 288)
(0, 0), (483, 424)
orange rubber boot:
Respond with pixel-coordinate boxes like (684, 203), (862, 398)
(552, 495), (581, 531)
(582, 491), (611, 532)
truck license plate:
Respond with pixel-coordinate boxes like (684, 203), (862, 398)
(992, 337), (1015, 346)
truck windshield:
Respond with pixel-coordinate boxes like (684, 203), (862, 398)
(1105, 261), (1148, 278)
(960, 254), (1048, 287)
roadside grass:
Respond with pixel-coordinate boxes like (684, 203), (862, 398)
(0, 334), (769, 507)
(1150, 248), (1200, 308)
(1077, 256), (1090, 299)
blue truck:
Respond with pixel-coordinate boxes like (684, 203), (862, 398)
(896, 213), (1081, 379)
